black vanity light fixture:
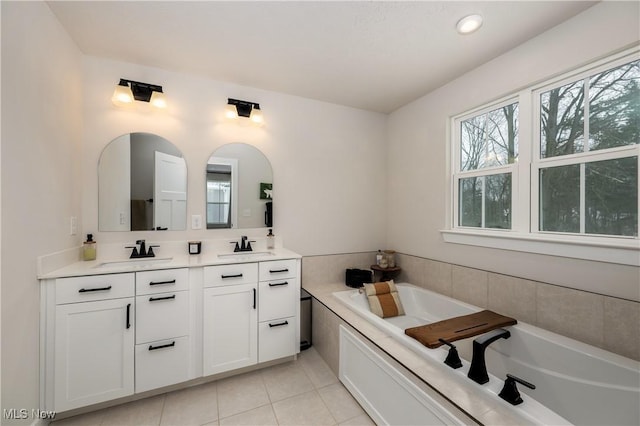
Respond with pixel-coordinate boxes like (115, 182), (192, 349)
(112, 78), (167, 109)
(225, 98), (264, 124)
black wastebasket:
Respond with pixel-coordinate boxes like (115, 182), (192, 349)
(300, 289), (312, 350)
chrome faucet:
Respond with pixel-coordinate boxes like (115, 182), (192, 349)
(126, 240), (158, 258)
(467, 328), (511, 384)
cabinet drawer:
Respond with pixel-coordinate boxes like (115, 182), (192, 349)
(204, 263), (258, 288)
(258, 278), (298, 322)
(258, 317), (296, 363)
(259, 259), (297, 281)
(136, 291), (189, 344)
(56, 274), (134, 305)
(136, 268), (188, 295)
(135, 336), (190, 393)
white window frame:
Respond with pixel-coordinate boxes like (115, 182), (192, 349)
(452, 97), (520, 231)
(443, 47), (640, 267)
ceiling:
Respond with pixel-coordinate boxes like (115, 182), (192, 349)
(47, 1), (597, 113)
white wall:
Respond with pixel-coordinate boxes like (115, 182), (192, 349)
(82, 56), (388, 256)
(1, 1), (83, 422)
(387, 2), (640, 300)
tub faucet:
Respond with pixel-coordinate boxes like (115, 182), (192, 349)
(467, 328), (511, 384)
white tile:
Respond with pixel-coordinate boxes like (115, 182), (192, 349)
(160, 381), (218, 426)
(299, 347), (340, 388)
(219, 404), (278, 426)
(272, 390), (336, 425)
(261, 361), (314, 402)
(50, 409), (105, 426)
(100, 395), (165, 426)
(338, 413), (376, 426)
(216, 371), (270, 419)
(318, 383), (366, 423)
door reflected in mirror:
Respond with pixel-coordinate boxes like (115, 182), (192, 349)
(98, 133), (187, 231)
(207, 143), (273, 229)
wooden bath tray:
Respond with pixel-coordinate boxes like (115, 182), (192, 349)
(405, 310), (517, 349)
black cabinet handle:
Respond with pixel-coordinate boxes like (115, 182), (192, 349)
(149, 341), (176, 351)
(79, 285), (112, 293)
(253, 288), (256, 309)
(126, 303), (131, 329)
(222, 273), (243, 279)
(268, 281), (289, 287)
(269, 268), (289, 273)
(149, 279), (176, 286)
(149, 295), (176, 302)
(269, 320), (289, 328)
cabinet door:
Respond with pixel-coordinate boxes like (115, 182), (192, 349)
(54, 298), (134, 412)
(136, 291), (189, 344)
(203, 284), (257, 376)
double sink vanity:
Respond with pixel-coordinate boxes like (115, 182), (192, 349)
(39, 245), (301, 414)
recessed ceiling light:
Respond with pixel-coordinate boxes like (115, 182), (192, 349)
(456, 14), (483, 35)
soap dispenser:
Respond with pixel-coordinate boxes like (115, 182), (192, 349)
(266, 229), (275, 249)
(83, 234), (97, 261)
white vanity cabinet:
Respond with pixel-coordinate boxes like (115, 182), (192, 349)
(258, 259), (299, 362)
(51, 274), (135, 412)
(41, 250), (301, 413)
(134, 268), (190, 393)
(202, 263), (258, 376)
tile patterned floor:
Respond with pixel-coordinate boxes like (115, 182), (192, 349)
(51, 348), (374, 426)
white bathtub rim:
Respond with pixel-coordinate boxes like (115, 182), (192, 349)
(332, 283), (640, 425)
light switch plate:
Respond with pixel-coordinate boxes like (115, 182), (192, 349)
(192, 215), (202, 230)
(70, 216), (77, 235)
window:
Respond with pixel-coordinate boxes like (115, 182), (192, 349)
(534, 58), (639, 237)
(447, 49), (639, 265)
(206, 165), (232, 229)
(454, 101), (518, 230)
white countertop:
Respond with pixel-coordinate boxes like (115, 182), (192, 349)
(39, 247), (301, 279)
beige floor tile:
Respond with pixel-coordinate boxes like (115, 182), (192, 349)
(50, 409), (106, 426)
(299, 347), (339, 388)
(272, 390), (336, 425)
(318, 383), (366, 423)
(100, 395), (165, 426)
(160, 381), (218, 426)
(338, 413), (376, 426)
(261, 360), (315, 402)
(216, 371), (270, 419)
(219, 404), (278, 426)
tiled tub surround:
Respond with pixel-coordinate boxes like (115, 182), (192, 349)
(302, 253), (640, 361)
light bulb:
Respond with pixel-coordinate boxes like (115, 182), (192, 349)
(150, 91), (167, 109)
(250, 107), (264, 124)
(456, 14), (483, 35)
(112, 82), (133, 106)
(225, 103), (238, 119)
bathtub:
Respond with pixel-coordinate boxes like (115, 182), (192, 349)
(333, 283), (639, 426)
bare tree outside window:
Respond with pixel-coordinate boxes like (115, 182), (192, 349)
(539, 60), (639, 236)
(458, 103), (517, 229)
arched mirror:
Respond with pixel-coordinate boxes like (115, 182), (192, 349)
(98, 132), (187, 231)
(206, 143), (273, 229)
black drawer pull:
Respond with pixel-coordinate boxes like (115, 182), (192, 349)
(79, 285), (112, 293)
(149, 295), (176, 302)
(126, 303), (131, 329)
(149, 279), (176, 286)
(148, 341), (176, 351)
(253, 288), (256, 309)
(268, 281), (289, 287)
(222, 273), (243, 279)
(269, 320), (289, 328)
(269, 268), (289, 273)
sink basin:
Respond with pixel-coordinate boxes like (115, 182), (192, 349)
(217, 251), (275, 259)
(94, 257), (173, 269)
